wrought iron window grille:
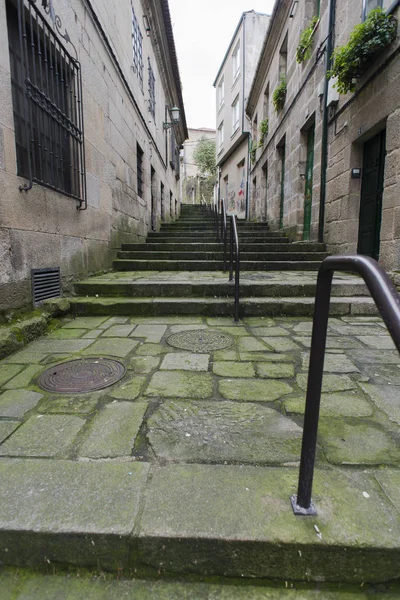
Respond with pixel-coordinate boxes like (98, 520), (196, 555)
(131, 3), (143, 89)
(8, 0), (86, 209)
(148, 58), (156, 119)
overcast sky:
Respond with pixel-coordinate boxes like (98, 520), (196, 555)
(168, 0), (276, 131)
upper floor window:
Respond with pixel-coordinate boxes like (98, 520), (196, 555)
(363, 0), (391, 19)
(217, 76), (224, 110)
(148, 58), (156, 119)
(232, 95), (240, 133)
(232, 41), (240, 81)
(218, 121), (224, 152)
(132, 4), (143, 89)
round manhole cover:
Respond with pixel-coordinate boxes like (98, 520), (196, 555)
(37, 358), (126, 394)
(167, 330), (234, 353)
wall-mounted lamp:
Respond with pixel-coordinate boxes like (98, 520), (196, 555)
(163, 106), (180, 130)
(289, 0), (298, 18)
(143, 15), (151, 35)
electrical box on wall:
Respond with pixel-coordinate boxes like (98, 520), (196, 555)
(351, 168), (362, 179)
(327, 78), (339, 107)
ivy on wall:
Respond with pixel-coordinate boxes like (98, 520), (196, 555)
(296, 16), (319, 63)
(328, 8), (397, 94)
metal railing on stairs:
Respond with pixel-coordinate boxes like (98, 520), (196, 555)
(291, 255), (400, 516)
(220, 199), (240, 323)
(229, 214), (240, 323)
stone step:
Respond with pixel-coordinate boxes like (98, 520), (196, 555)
(116, 251), (330, 262)
(121, 242), (327, 252)
(147, 232), (289, 241)
(3, 569), (382, 599)
(69, 295), (377, 316)
(112, 259), (323, 271)
(0, 460), (396, 582)
(74, 277), (369, 298)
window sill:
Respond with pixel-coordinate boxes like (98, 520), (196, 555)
(231, 125), (240, 139)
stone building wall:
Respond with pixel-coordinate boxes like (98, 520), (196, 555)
(247, 0), (326, 237)
(324, 0), (400, 273)
(0, 0), (187, 313)
(181, 127), (216, 204)
(247, 0), (400, 272)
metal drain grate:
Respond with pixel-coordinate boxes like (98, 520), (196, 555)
(37, 358), (126, 394)
(167, 330), (234, 353)
(31, 267), (61, 307)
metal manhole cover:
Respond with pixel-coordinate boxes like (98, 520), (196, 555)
(37, 358), (126, 394)
(167, 330), (234, 353)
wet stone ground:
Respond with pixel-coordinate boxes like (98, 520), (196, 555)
(0, 313), (399, 469)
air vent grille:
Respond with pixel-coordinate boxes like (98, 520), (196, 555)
(31, 268), (61, 307)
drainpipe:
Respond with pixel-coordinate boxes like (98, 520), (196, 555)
(242, 15), (250, 220)
(318, 0), (336, 243)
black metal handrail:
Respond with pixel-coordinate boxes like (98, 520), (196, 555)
(220, 199), (227, 272)
(291, 255), (400, 516)
(229, 215), (240, 323)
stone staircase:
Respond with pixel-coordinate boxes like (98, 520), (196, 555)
(70, 204), (376, 317)
(114, 203), (329, 271)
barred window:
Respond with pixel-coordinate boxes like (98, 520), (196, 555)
(131, 4), (143, 89)
(148, 58), (156, 119)
(6, 0), (85, 205)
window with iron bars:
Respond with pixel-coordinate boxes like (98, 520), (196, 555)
(148, 58), (156, 119)
(6, 0), (86, 207)
(131, 3), (143, 89)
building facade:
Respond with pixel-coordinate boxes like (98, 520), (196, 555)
(246, 0), (400, 274)
(214, 11), (270, 218)
(180, 127), (216, 204)
(0, 0), (187, 313)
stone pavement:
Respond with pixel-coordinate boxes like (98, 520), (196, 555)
(0, 313), (400, 584)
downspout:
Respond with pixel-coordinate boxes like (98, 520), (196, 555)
(242, 15), (250, 220)
(318, 0), (336, 243)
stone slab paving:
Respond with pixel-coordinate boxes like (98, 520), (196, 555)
(0, 313), (399, 583)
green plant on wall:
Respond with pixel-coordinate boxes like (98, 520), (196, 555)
(259, 118), (269, 144)
(272, 76), (287, 111)
(296, 16), (319, 63)
(328, 8), (397, 94)
(250, 141), (257, 164)
(250, 119), (269, 164)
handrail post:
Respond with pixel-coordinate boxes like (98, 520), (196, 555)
(229, 217), (234, 282)
(234, 216), (240, 323)
(290, 268), (333, 516)
(221, 199), (227, 273)
(291, 255), (400, 516)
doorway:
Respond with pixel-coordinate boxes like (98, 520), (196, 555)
(303, 124), (315, 241)
(357, 130), (386, 260)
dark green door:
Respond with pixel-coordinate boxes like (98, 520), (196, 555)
(358, 130), (386, 259)
(279, 145), (285, 229)
(303, 125), (315, 241)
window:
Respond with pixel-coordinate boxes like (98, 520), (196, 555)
(148, 58), (156, 119)
(232, 41), (240, 81)
(6, 0), (85, 203)
(131, 4), (143, 88)
(263, 85), (270, 120)
(218, 121), (224, 152)
(232, 96), (240, 133)
(217, 76), (224, 110)
(279, 34), (288, 79)
(363, 0), (391, 19)
(137, 143), (144, 198)
(252, 114), (258, 146)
